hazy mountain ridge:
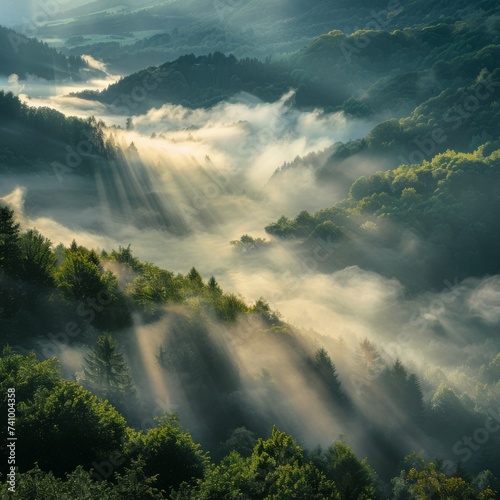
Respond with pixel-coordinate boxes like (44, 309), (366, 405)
(1, 2), (500, 498)
(0, 25), (94, 81)
(38, 0), (500, 74)
(76, 13), (499, 116)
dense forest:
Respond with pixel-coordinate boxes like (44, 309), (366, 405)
(0, 90), (111, 174)
(0, 205), (498, 498)
(38, 0), (500, 74)
(1, 1), (500, 498)
(0, 26), (93, 81)
(262, 145), (500, 289)
(78, 14), (500, 114)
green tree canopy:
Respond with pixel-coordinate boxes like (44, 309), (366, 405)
(82, 334), (137, 413)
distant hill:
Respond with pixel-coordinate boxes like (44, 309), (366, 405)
(0, 25), (93, 80)
(39, 0), (499, 74)
(77, 13), (500, 115)
(74, 52), (296, 112)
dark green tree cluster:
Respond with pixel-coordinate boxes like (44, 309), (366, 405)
(0, 25), (88, 81)
(77, 12), (500, 115)
(83, 52), (293, 112)
(0, 91), (110, 174)
(82, 334), (137, 415)
(1, 349), (495, 500)
(263, 145), (500, 289)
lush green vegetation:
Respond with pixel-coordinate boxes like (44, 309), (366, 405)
(0, 90), (110, 174)
(0, 25), (91, 81)
(78, 13), (500, 114)
(1, 204), (500, 497)
(1, 350), (497, 498)
(265, 145), (500, 289)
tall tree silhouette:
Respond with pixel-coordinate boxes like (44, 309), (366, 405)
(82, 335), (136, 413)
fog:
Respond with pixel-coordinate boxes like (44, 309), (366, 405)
(2, 73), (500, 481)
(0, 0), (96, 29)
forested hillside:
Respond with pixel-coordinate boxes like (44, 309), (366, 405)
(263, 146), (500, 290)
(0, 206), (498, 497)
(0, 26), (92, 81)
(79, 14), (500, 115)
(1, 2), (500, 499)
(42, 0), (500, 74)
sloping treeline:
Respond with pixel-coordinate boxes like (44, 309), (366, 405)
(0, 25), (92, 81)
(77, 14), (500, 114)
(0, 205), (499, 497)
(262, 145), (500, 290)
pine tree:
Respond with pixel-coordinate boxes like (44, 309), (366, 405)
(208, 276), (221, 294)
(315, 348), (342, 390)
(82, 335), (136, 412)
(353, 339), (384, 394)
(0, 204), (20, 277)
(313, 348), (345, 406)
(187, 267), (203, 286)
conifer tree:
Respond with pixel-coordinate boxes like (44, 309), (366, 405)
(82, 335), (136, 412)
(0, 204), (20, 277)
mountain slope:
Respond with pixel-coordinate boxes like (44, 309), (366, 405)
(78, 13), (500, 116)
(0, 25), (93, 80)
(39, 0), (500, 74)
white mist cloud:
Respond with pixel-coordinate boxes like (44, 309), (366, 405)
(131, 91), (372, 190)
(468, 276), (500, 325)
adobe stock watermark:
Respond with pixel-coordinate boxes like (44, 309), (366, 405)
(398, 72), (500, 167)
(91, 397), (178, 481)
(341, 0), (401, 64)
(8, 0), (72, 52)
(110, 67), (170, 116)
(214, 0), (246, 22)
(51, 127), (104, 183)
(443, 406), (500, 475)
(41, 288), (113, 359)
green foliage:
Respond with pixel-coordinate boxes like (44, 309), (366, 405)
(126, 414), (208, 493)
(22, 381), (128, 475)
(230, 234), (271, 253)
(0, 349), (61, 405)
(403, 454), (496, 499)
(126, 262), (182, 309)
(0, 91), (110, 174)
(0, 461), (165, 499)
(55, 247), (117, 302)
(310, 348), (345, 409)
(175, 428), (339, 499)
(220, 427), (257, 458)
(311, 221), (342, 241)
(0, 350), (128, 476)
(0, 26), (88, 81)
(82, 334), (137, 413)
(18, 229), (57, 287)
(320, 441), (377, 500)
(213, 293), (248, 322)
(0, 204), (20, 277)
(187, 267), (204, 287)
(107, 244), (142, 271)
